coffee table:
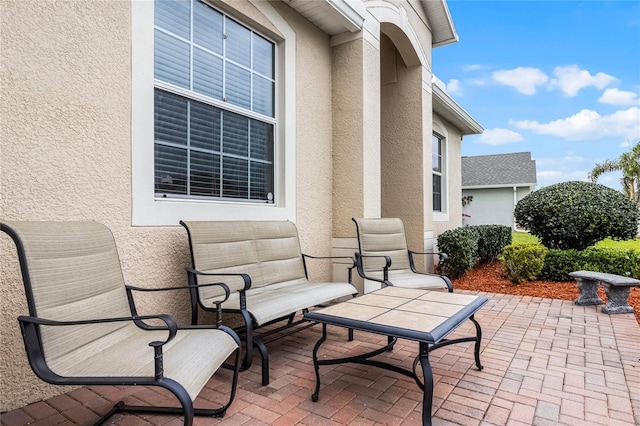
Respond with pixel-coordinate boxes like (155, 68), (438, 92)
(304, 286), (488, 426)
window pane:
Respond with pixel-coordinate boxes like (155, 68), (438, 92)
(225, 18), (251, 68)
(155, 144), (187, 195)
(155, 90), (188, 146)
(253, 74), (274, 117)
(250, 161), (273, 200)
(432, 135), (442, 173)
(190, 101), (220, 151)
(433, 174), (442, 211)
(155, 0), (190, 39)
(193, 1), (223, 54)
(250, 119), (273, 161)
(222, 156), (248, 199)
(153, 0), (276, 204)
(191, 151), (220, 196)
(225, 62), (251, 109)
(253, 34), (273, 78)
(222, 111), (249, 157)
(193, 47), (223, 99)
(155, 29), (190, 88)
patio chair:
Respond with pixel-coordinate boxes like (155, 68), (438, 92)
(1, 221), (241, 426)
(352, 217), (453, 292)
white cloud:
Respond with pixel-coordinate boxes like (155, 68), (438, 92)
(550, 65), (617, 97)
(446, 79), (463, 96)
(536, 169), (590, 188)
(492, 67), (548, 95)
(466, 78), (487, 87)
(477, 128), (524, 145)
(598, 88), (640, 106)
(463, 64), (483, 71)
(511, 107), (640, 140)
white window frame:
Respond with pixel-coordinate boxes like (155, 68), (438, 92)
(432, 120), (449, 222)
(132, 0), (296, 226)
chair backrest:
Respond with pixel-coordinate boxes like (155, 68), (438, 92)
(1, 221), (132, 366)
(181, 221), (307, 300)
(352, 218), (411, 273)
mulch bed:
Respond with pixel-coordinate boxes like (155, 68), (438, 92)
(451, 262), (640, 326)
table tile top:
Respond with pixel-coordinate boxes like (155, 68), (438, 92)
(307, 286), (487, 343)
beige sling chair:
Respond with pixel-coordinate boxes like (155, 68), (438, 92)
(352, 218), (453, 292)
(1, 221), (241, 426)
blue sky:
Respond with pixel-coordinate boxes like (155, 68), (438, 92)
(433, 0), (640, 190)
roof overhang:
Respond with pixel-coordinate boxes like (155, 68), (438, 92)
(433, 78), (484, 135)
(420, 0), (458, 47)
(283, 0), (458, 48)
(281, 0), (365, 35)
(462, 184), (537, 190)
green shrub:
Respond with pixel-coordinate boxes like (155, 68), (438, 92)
(540, 247), (640, 281)
(437, 227), (478, 279)
(474, 225), (512, 263)
(514, 181), (640, 250)
(502, 244), (547, 283)
(539, 249), (582, 281)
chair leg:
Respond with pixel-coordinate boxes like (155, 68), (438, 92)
(239, 310), (255, 371)
(255, 338), (270, 386)
(95, 352), (243, 426)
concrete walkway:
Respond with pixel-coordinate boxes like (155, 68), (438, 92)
(2, 291), (639, 425)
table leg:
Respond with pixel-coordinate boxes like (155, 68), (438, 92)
(311, 324), (327, 402)
(469, 314), (484, 370)
(419, 342), (433, 426)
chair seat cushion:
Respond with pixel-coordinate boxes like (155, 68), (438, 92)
(367, 270), (448, 290)
(204, 281), (356, 325)
(47, 325), (238, 401)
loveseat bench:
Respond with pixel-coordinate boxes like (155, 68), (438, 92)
(181, 220), (358, 385)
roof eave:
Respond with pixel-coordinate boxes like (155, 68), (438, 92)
(462, 183), (537, 190)
(420, 0), (459, 48)
(433, 83), (484, 135)
(282, 0), (365, 36)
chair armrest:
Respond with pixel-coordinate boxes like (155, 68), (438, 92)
(126, 281), (232, 303)
(302, 253), (357, 267)
(186, 268), (252, 292)
(408, 250), (449, 273)
(302, 254), (357, 283)
(354, 253), (392, 283)
(18, 313), (178, 347)
(407, 251), (453, 292)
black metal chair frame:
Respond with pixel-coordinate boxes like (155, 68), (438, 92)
(184, 251), (357, 386)
(352, 218), (453, 292)
(3, 223), (242, 426)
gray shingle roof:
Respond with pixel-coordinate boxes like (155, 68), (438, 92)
(462, 152), (537, 188)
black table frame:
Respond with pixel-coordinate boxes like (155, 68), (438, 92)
(304, 292), (487, 426)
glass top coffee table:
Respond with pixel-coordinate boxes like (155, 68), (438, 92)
(304, 286), (488, 426)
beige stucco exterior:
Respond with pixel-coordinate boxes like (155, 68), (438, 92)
(0, 0), (480, 410)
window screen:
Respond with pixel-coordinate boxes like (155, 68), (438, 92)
(154, 0), (275, 202)
(432, 134), (443, 212)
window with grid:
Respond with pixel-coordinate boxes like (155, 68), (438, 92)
(432, 133), (443, 212)
(154, 0), (275, 202)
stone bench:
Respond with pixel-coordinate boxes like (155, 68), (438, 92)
(569, 270), (640, 314)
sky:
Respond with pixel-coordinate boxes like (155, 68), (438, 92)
(433, 0), (640, 190)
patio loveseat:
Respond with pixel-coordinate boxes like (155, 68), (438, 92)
(181, 220), (358, 386)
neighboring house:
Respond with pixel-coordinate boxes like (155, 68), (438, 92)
(462, 152), (537, 229)
(0, 0), (481, 410)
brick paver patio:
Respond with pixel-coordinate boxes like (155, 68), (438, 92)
(2, 290), (639, 425)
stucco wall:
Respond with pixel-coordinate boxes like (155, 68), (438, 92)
(0, 0), (468, 411)
(0, 0), (335, 411)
